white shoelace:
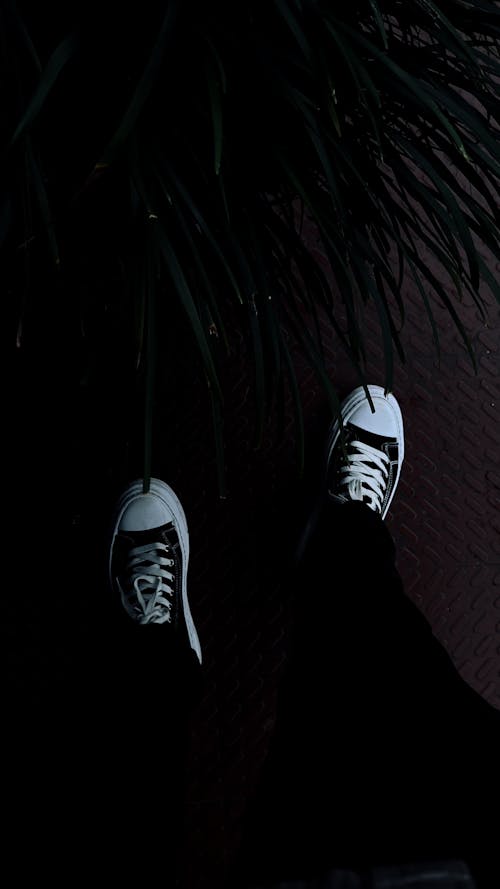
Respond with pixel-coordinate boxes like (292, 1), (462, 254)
(338, 440), (390, 512)
(118, 541), (175, 624)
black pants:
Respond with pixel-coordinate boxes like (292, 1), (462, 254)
(236, 501), (500, 889)
(5, 516), (202, 886)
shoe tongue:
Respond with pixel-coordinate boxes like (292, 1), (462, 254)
(120, 522), (173, 547)
(348, 422), (395, 451)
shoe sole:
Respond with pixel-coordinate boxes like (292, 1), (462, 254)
(109, 478), (202, 664)
(326, 385), (405, 519)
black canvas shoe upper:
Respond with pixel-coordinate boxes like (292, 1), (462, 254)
(111, 522), (183, 628)
(327, 422), (400, 517)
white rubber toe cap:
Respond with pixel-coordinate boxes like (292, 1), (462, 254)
(119, 494), (172, 532)
(339, 385), (403, 447)
(350, 395), (399, 438)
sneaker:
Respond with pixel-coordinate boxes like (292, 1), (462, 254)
(109, 478), (202, 663)
(326, 385), (404, 519)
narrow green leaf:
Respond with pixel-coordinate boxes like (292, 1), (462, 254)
(202, 34), (227, 94)
(394, 134), (480, 288)
(142, 240), (156, 494)
(323, 19), (363, 94)
(261, 291), (282, 400)
(280, 332), (305, 477)
(26, 141), (59, 265)
(285, 299), (341, 420)
(417, 0), (483, 67)
(0, 195), (12, 249)
(317, 49), (342, 137)
(277, 245), (327, 365)
(423, 80), (500, 174)
(12, 33), (77, 144)
(475, 252), (500, 307)
(323, 18), (383, 145)
(316, 234), (367, 366)
(407, 238), (477, 371)
(101, 4), (179, 161)
(378, 165), (468, 294)
(155, 154), (243, 304)
(243, 211), (284, 390)
(249, 297), (267, 449)
(369, 229), (406, 328)
(282, 86), (342, 211)
(338, 21), (470, 159)
(404, 138), (479, 289)
(368, 0), (388, 49)
(8, 1), (42, 72)
(207, 66), (223, 176)
(153, 223), (223, 402)
(354, 259), (396, 391)
(218, 171), (231, 225)
(273, 0), (311, 59)
(429, 135), (499, 220)
(134, 258), (146, 370)
(407, 258), (441, 362)
(208, 380), (227, 499)
(151, 161), (230, 350)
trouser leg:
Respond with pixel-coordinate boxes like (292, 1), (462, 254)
(239, 501), (500, 887)
(6, 592), (201, 886)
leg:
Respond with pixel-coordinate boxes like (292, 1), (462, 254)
(6, 478), (202, 885)
(238, 387), (500, 888)
(101, 477), (203, 874)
